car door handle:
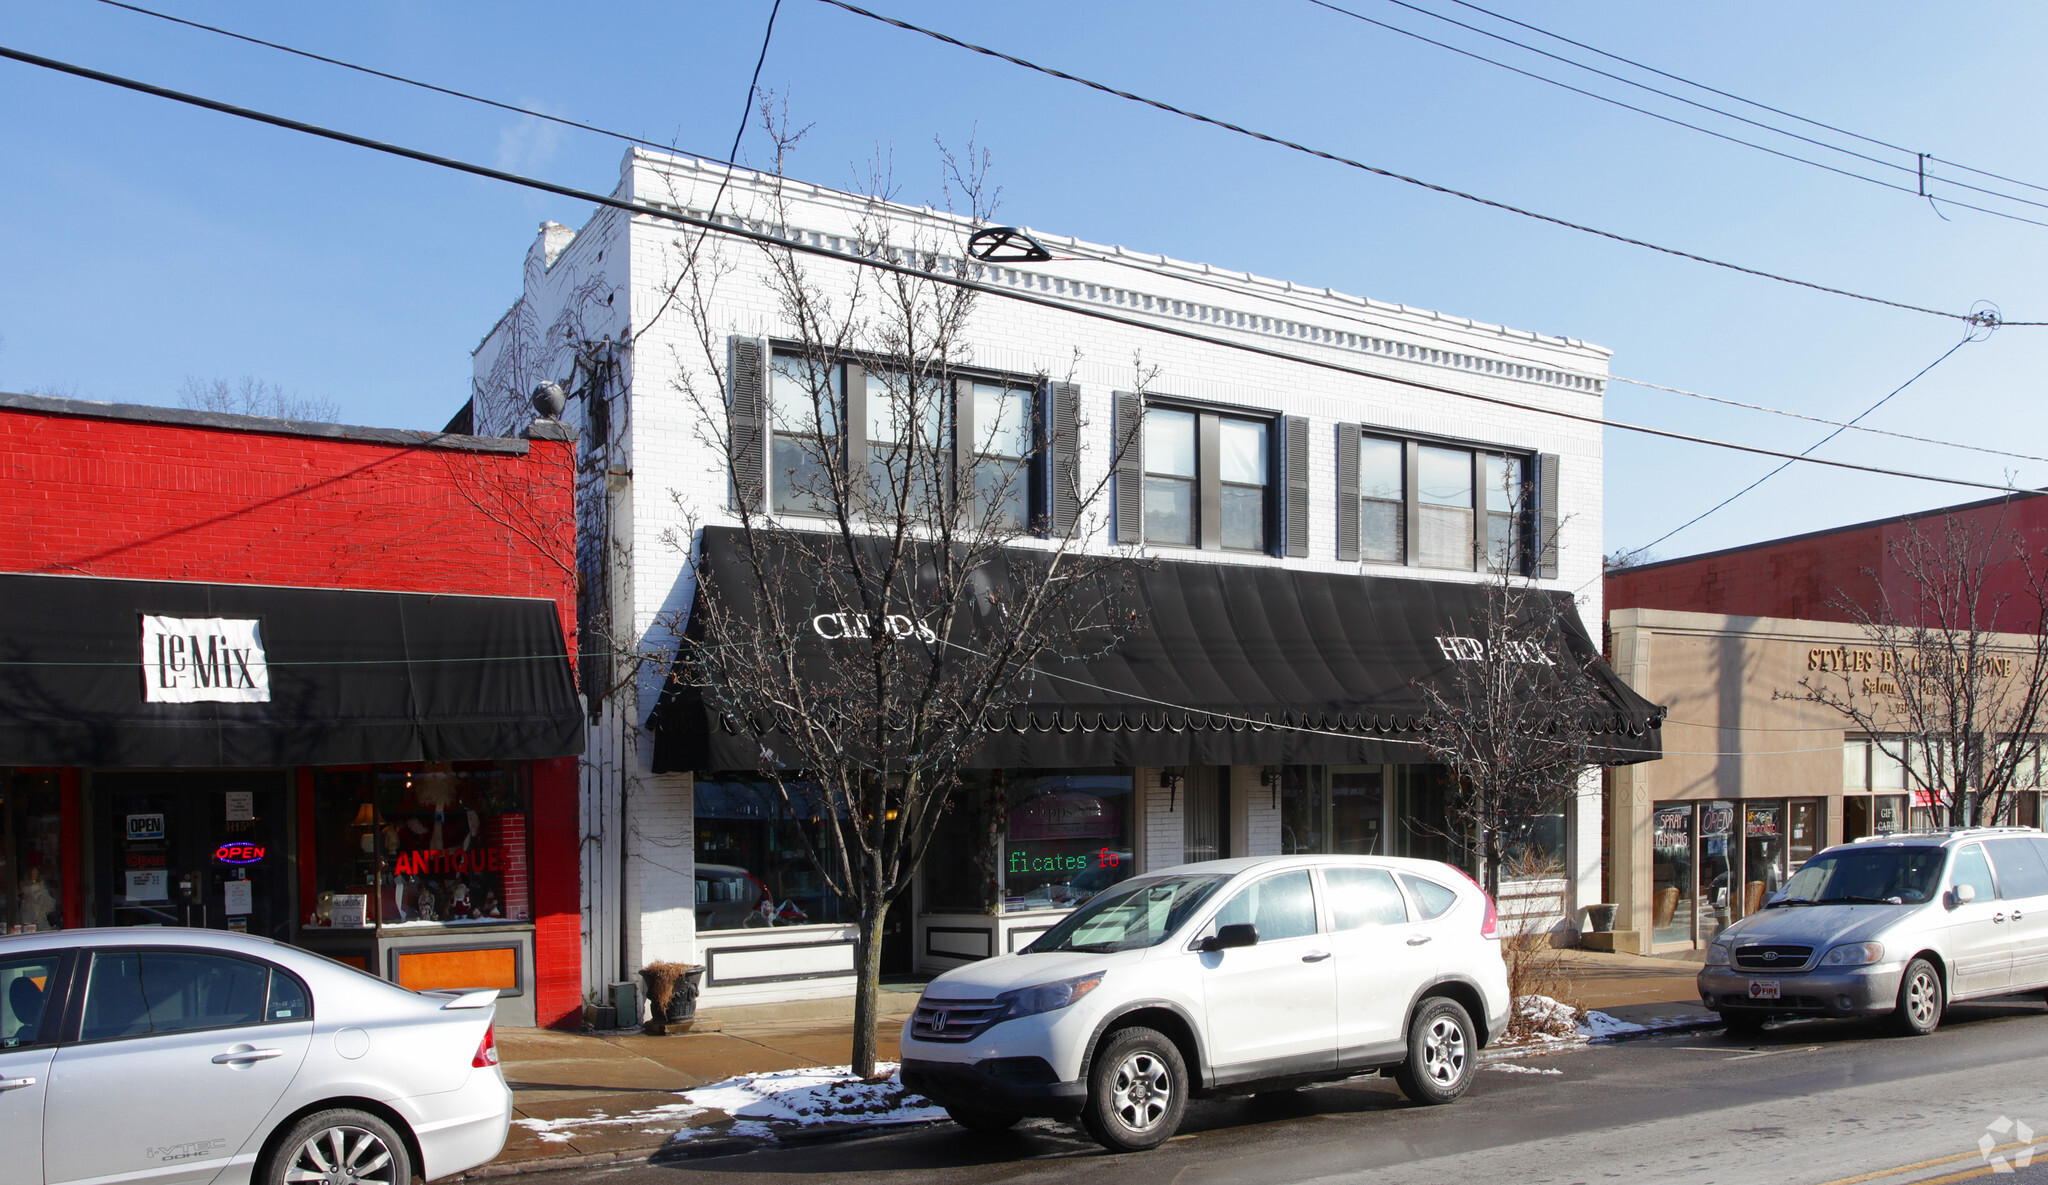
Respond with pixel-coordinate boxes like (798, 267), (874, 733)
(1406, 935), (1433, 946)
(2015, 909), (2025, 921)
(1301, 951), (1332, 963)
(1994, 913), (2007, 924)
(212, 1048), (284, 1065)
(0, 1078), (34, 1091)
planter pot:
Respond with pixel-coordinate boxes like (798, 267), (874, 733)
(639, 963), (705, 1036)
(1586, 903), (1618, 933)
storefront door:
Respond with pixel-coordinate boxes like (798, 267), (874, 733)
(93, 771), (290, 939)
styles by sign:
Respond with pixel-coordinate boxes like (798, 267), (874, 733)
(142, 616), (270, 703)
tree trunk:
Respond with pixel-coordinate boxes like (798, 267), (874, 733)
(850, 898), (890, 1080)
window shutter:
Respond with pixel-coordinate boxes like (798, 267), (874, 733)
(727, 336), (769, 511)
(1112, 391), (1144, 545)
(1334, 423), (1360, 562)
(1047, 380), (1081, 538)
(1536, 452), (1561, 579)
(1280, 415), (1310, 558)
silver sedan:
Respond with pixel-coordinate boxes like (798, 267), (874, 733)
(0, 927), (511, 1185)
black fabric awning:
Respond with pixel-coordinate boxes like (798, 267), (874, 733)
(650, 528), (1662, 772)
(0, 573), (584, 767)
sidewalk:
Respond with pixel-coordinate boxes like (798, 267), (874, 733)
(469, 950), (1713, 1178)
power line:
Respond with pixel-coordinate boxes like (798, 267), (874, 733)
(1439, 0), (2048, 202)
(90, 0), (2039, 324)
(1323, 0), (2048, 225)
(0, 41), (2032, 499)
(91, 0), (730, 162)
(1614, 332), (1979, 565)
(73, 4), (2048, 469)
(804, 0), (2017, 327)
(1056, 241), (2048, 470)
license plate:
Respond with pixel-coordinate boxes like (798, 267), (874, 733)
(1748, 979), (1781, 1001)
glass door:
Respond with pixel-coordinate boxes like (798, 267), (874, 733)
(1328, 766), (1384, 855)
(1651, 804), (1694, 946)
(1699, 801), (1738, 940)
(93, 771), (290, 939)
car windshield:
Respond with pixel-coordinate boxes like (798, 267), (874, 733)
(1775, 846), (1946, 905)
(1025, 874), (1230, 954)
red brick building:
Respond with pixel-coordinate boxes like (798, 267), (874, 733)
(0, 391), (585, 1027)
(1607, 490), (2048, 627)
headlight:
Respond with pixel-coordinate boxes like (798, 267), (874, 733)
(994, 971), (1104, 1021)
(1704, 942), (1731, 966)
(1821, 941), (1885, 967)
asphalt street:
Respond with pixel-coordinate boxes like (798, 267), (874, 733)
(523, 995), (2048, 1185)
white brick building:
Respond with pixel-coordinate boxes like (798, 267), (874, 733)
(466, 150), (1649, 1013)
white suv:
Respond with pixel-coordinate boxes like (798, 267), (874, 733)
(899, 854), (1510, 1151)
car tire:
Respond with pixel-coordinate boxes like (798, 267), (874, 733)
(1889, 957), (1945, 1037)
(1393, 997), (1478, 1106)
(259, 1108), (412, 1185)
(1719, 1011), (1766, 1037)
(945, 1104), (1021, 1133)
(1080, 1026), (1188, 1152)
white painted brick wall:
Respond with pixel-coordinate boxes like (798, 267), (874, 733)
(474, 150), (1617, 986)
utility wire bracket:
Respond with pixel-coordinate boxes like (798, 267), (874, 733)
(967, 225), (1052, 263)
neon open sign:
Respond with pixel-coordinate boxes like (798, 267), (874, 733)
(214, 842), (266, 865)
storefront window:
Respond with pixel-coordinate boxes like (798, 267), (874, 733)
(1005, 770), (1133, 912)
(1, 771), (63, 933)
(1331, 766), (1386, 856)
(309, 763), (531, 929)
(1742, 804), (1787, 914)
(924, 777), (997, 914)
(1280, 766), (1326, 855)
(1698, 801), (1737, 941)
(1651, 805), (1693, 947)
(694, 778), (847, 930)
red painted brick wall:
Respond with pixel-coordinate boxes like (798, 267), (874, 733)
(1607, 495), (2048, 629)
(4, 402), (584, 1025)
(529, 756), (582, 1029)
(1, 406), (576, 642)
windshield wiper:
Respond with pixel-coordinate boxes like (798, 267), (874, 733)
(1769, 897), (1818, 907)
(1056, 941), (1124, 953)
(1816, 895), (1900, 905)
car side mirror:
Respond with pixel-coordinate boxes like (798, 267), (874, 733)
(1950, 883), (1978, 908)
(1200, 922), (1259, 952)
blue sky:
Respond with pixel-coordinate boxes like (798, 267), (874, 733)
(4, 0), (2045, 560)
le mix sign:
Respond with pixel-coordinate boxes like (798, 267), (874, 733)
(141, 615), (270, 703)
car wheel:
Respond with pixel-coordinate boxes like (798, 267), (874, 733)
(1080, 1026), (1188, 1152)
(1719, 1011), (1767, 1037)
(1889, 957), (1944, 1037)
(1393, 998), (1477, 1106)
(260, 1108), (412, 1185)
(945, 1104), (1021, 1133)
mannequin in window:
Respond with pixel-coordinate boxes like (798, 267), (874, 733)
(17, 867), (54, 931)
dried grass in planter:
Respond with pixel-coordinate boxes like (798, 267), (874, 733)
(639, 961), (692, 1013)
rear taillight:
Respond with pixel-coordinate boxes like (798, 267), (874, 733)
(1447, 866), (1500, 939)
(472, 1025), (499, 1068)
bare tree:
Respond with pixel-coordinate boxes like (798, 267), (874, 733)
(1410, 513), (1611, 899)
(660, 130), (1137, 1079)
(178, 375), (342, 423)
(1792, 508), (2048, 827)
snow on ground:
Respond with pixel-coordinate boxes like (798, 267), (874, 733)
(1484, 1062), (1563, 1075)
(1497, 995), (1712, 1048)
(675, 1064), (948, 1136)
(513, 1102), (706, 1144)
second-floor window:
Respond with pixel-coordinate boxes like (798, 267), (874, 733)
(1359, 436), (1405, 564)
(1415, 445), (1474, 570)
(1341, 428), (1553, 577)
(770, 356), (841, 516)
(1144, 409), (1198, 546)
(1139, 405), (1275, 551)
(863, 368), (950, 517)
(969, 381), (1033, 531)
(1219, 419), (1269, 552)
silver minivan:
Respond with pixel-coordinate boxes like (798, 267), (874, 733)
(1698, 827), (2048, 1035)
